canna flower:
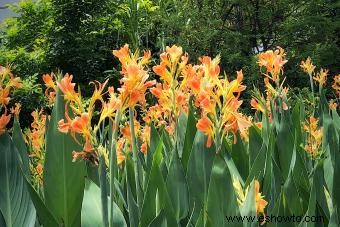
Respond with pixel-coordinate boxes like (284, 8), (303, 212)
(300, 57), (316, 75)
(166, 45), (183, 63)
(116, 138), (126, 165)
(258, 47), (287, 82)
(0, 111), (11, 135)
(42, 73), (57, 104)
(10, 102), (21, 118)
(25, 109), (47, 187)
(140, 125), (150, 154)
(329, 99), (338, 110)
(313, 68), (328, 86)
(251, 98), (265, 113)
(196, 116), (214, 147)
(303, 116), (322, 158)
(113, 45), (156, 110)
(255, 181), (268, 225)
(0, 87), (10, 107)
(57, 73), (81, 105)
(332, 74), (340, 97)
(149, 45), (190, 137)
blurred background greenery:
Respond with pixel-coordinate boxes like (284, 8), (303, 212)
(0, 0), (339, 125)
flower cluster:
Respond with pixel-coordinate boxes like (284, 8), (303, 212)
(303, 116), (323, 158)
(251, 47), (290, 125)
(147, 45), (189, 135)
(0, 65), (22, 135)
(25, 109), (47, 186)
(42, 73), (57, 104)
(332, 74), (340, 97)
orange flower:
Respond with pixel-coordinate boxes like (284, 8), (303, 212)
(140, 125), (150, 154)
(0, 87), (10, 107)
(71, 113), (90, 135)
(10, 103), (21, 118)
(42, 73), (57, 104)
(153, 62), (172, 84)
(112, 44), (130, 65)
(313, 68), (328, 86)
(57, 73), (81, 104)
(251, 98), (265, 113)
(329, 99), (338, 110)
(113, 46), (156, 109)
(0, 111), (11, 135)
(258, 47), (287, 82)
(300, 57), (315, 75)
(166, 45), (183, 63)
(332, 74), (340, 97)
(255, 180), (268, 225)
(116, 138), (126, 165)
(196, 116), (214, 147)
(199, 55), (220, 81)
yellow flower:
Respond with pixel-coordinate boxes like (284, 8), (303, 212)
(300, 57), (316, 75)
(313, 68), (328, 86)
(303, 116), (322, 158)
(332, 74), (340, 97)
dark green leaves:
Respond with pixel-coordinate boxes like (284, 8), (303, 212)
(0, 133), (36, 227)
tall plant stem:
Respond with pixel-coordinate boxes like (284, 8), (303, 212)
(309, 73), (315, 114)
(109, 111), (121, 227)
(129, 107), (143, 212)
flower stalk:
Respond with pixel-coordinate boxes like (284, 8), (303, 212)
(129, 107), (143, 212)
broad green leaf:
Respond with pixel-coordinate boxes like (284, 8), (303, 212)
(0, 133), (36, 227)
(176, 112), (188, 157)
(43, 89), (85, 227)
(81, 179), (104, 227)
(187, 132), (215, 221)
(0, 211), (5, 227)
(181, 106), (197, 171)
(248, 126), (263, 166)
(231, 133), (249, 181)
(81, 178), (127, 227)
(12, 117), (30, 174)
(140, 139), (177, 227)
(240, 181), (256, 227)
(298, 169), (317, 227)
(127, 182), (139, 227)
(166, 150), (189, 221)
(25, 179), (59, 227)
(148, 210), (167, 227)
(206, 155), (242, 227)
(276, 111), (294, 180)
(283, 147), (304, 217)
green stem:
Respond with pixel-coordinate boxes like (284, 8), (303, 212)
(109, 111), (121, 227)
(309, 73), (315, 114)
(129, 107), (143, 212)
(99, 156), (109, 227)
